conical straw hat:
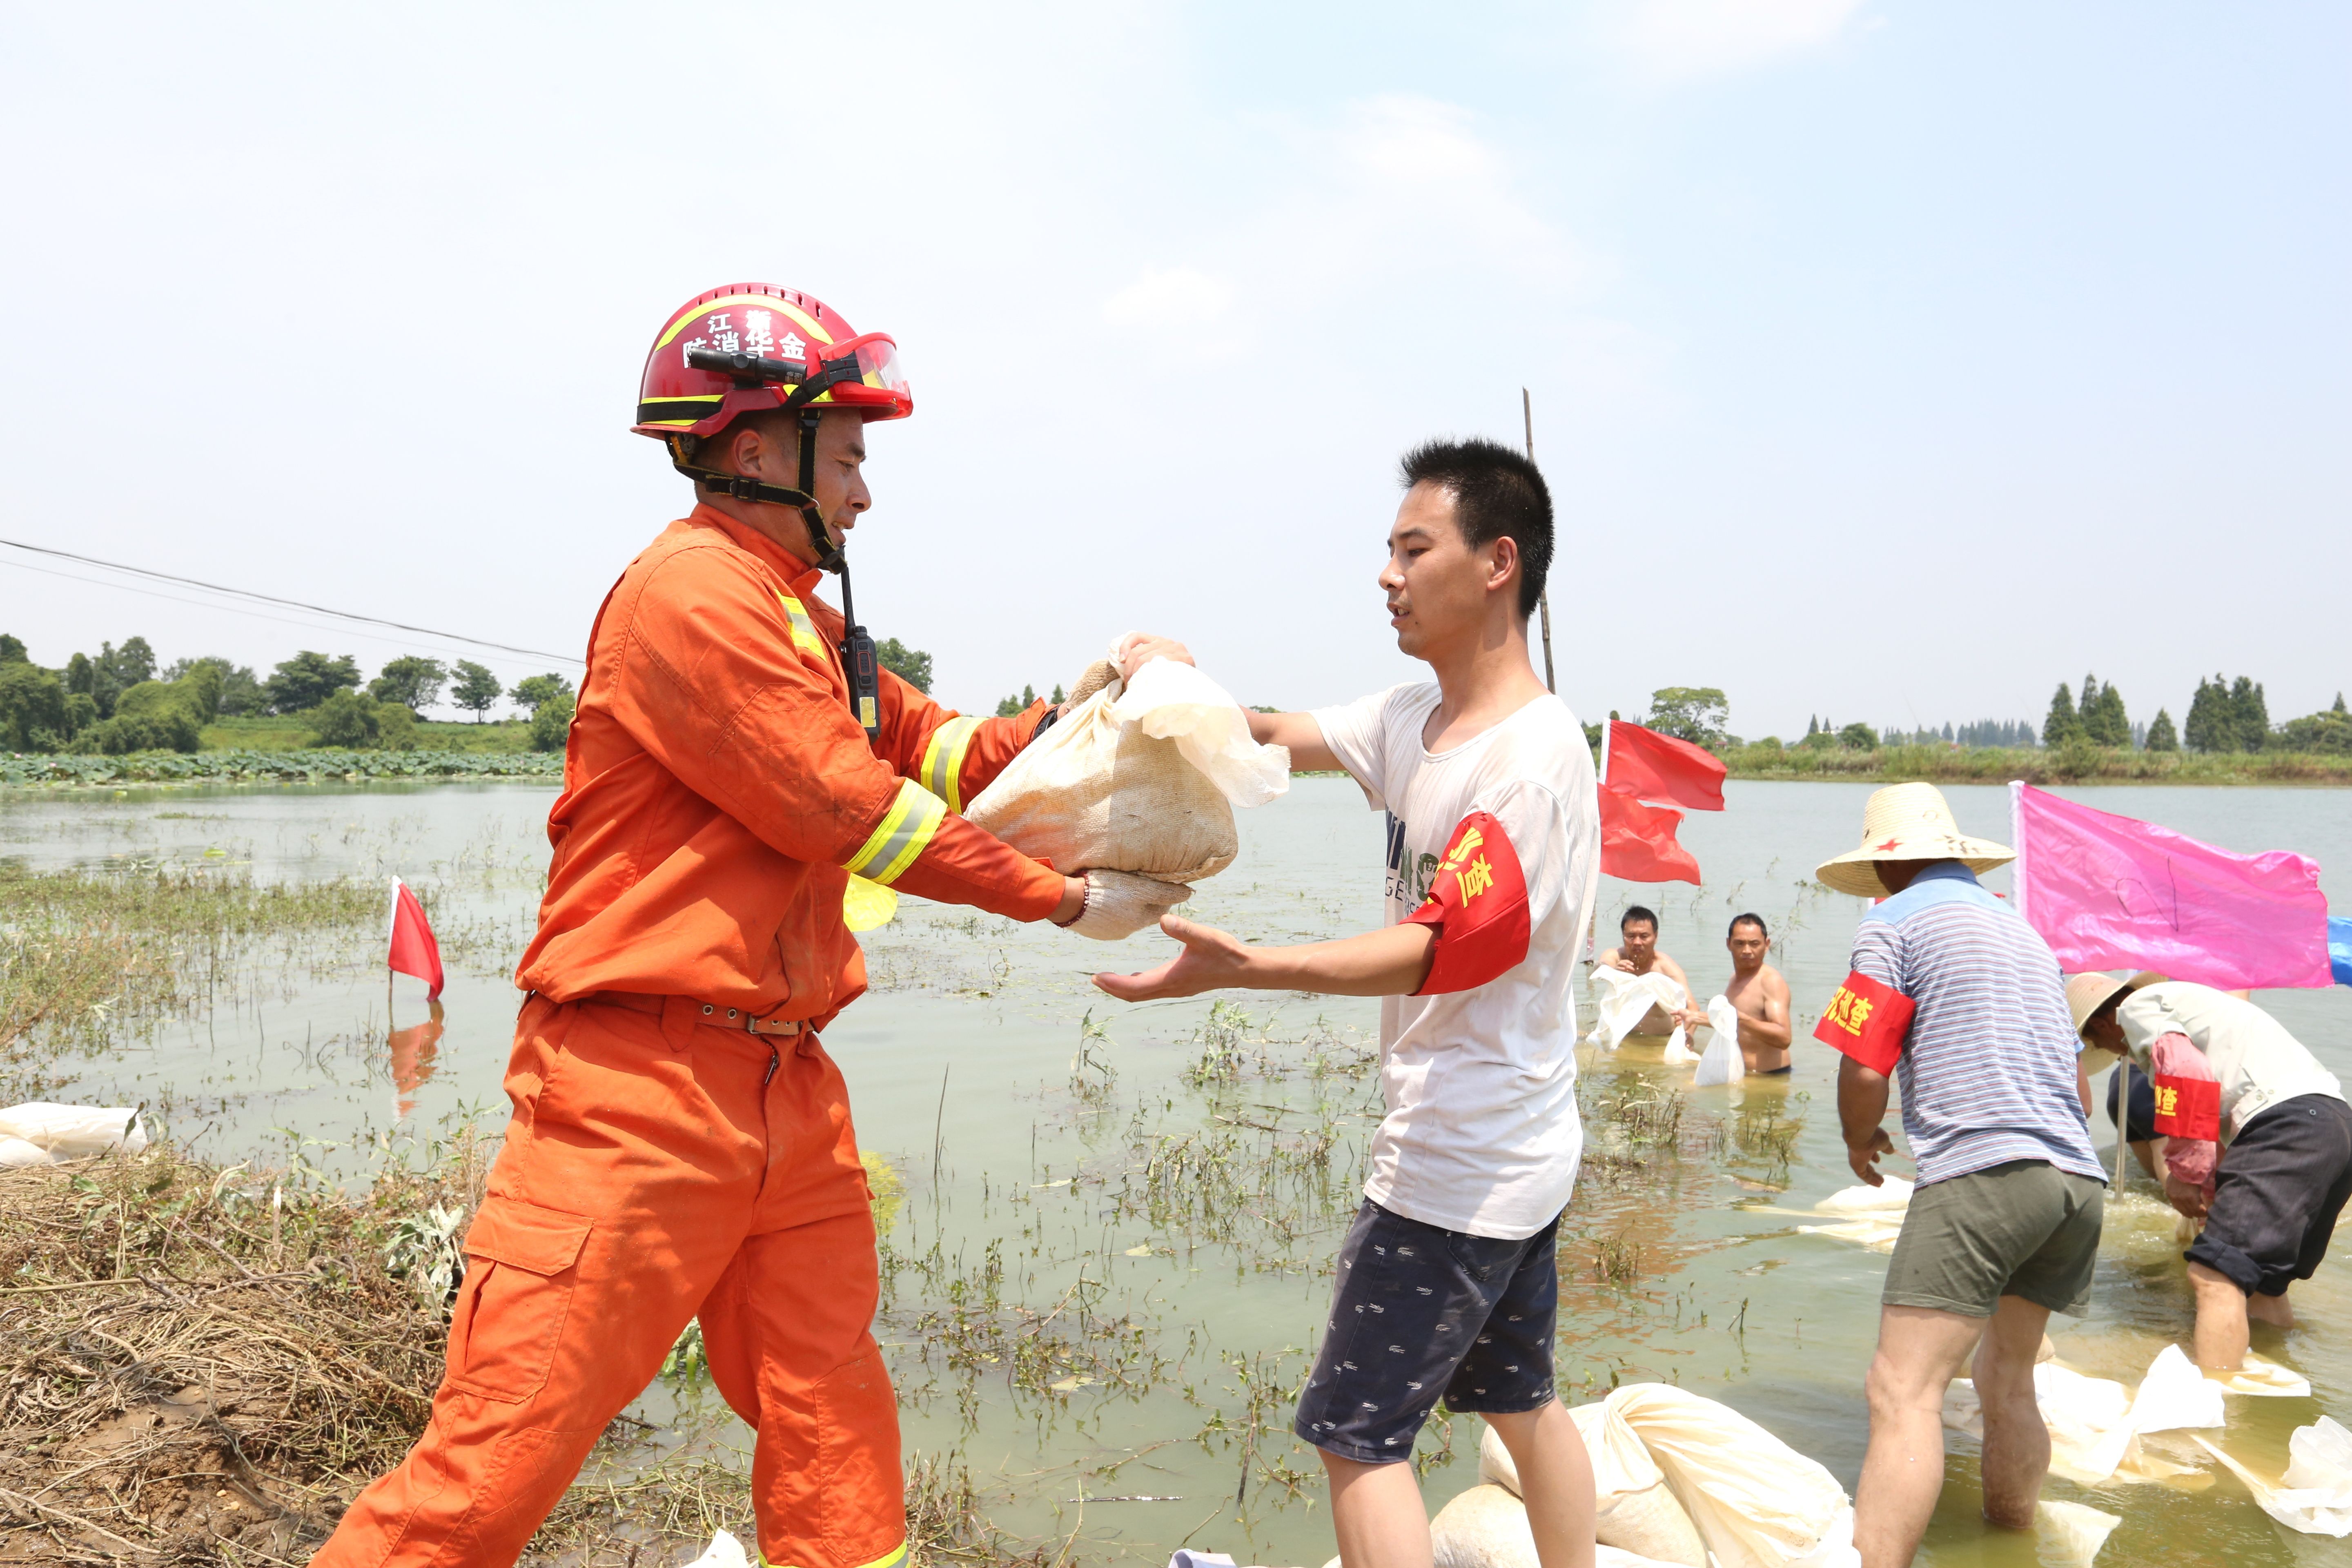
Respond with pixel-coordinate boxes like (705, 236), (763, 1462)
(1816, 782), (2014, 898)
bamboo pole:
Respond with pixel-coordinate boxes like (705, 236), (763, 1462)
(1523, 387), (1555, 694)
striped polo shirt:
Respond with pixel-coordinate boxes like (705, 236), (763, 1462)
(1850, 861), (2104, 1187)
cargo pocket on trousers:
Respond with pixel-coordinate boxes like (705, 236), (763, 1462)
(814, 1344), (905, 1557)
(445, 1196), (595, 1403)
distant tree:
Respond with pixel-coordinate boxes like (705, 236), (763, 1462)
(308, 688), (380, 748)
(2183, 675), (2227, 753)
(2230, 675), (2268, 751)
(2273, 694), (2352, 755)
(875, 638), (933, 695)
(63, 692), (96, 740)
(510, 672), (575, 715)
(1804, 715), (1818, 739)
(2145, 708), (2179, 752)
(1051, 683), (1066, 706)
(85, 678), (207, 754)
(529, 690), (575, 752)
(1941, 722), (1954, 743)
(1645, 686), (1731, 748)
(0, 633), (26, 663)
(2042, 683), (2080, 747)
(99, 637), (157, 690)
(265, 651), (362, 714)
(1836, 722), (1877, 751)
(450, 660), (503, 722)
(995, 683), (1037, 718)
(65, 652), (95, 706)
(368, 655), (450, 713)
(163, 657), (258, 718)
(0, 661), (68, 750)
(2081, 675), (2129, 747)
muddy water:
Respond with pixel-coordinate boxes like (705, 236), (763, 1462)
(4, 778), (2348, 1565)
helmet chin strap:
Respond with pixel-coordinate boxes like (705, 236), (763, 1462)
(663, 413), (879, 742)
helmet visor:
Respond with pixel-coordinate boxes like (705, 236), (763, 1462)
(817, 332), (913, 419)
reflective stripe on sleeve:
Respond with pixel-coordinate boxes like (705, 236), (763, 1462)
(773, 592), (830, 661)
(918, 715), (982, 812)
(841, 778), (947, 886)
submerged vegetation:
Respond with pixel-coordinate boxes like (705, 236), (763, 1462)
(1, 750), (562, 787)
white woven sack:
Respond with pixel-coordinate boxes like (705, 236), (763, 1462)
(1695, 996), (1746, 1086)
(964, 658), (1285, 884)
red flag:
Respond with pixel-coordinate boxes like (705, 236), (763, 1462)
(1598, 783), (1702, 885)
(1606, 721), (1726, 811)
(387, 877), (444, 1000)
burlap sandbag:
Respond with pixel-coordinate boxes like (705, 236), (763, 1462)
(964, 658), (1283, 883)
(1481, 1416), (1707, 1567)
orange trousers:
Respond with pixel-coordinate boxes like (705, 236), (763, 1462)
(312, 995), (905, 1568)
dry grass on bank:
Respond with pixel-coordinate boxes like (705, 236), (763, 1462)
(0, 1142), (1040, 1566)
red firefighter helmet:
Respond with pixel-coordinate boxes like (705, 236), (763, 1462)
(631, 282), (913, 441)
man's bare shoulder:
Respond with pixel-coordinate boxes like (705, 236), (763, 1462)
(1593, 947), (1622, 967)
(1758, 962), (1791, 996)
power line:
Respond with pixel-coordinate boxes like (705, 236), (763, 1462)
(0, 534), (584, 666)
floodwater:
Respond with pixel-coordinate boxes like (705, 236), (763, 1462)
(3, 777), (2348, 1566)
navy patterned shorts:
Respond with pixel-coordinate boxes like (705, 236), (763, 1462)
(1292, 1199), (1560, 1464)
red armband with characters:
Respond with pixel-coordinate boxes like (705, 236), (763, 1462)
(2152, 1076), (2221, 1141)
(1405, 811), (1530, 995)
(1813, 970), (1915, 1075)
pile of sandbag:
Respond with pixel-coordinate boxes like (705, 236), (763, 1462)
(1434, 1383), (1858, 1568)
(1586, 968), (1692, 1056)
(965, 654), (1287, 885)
(0, 1103), (148, 1167)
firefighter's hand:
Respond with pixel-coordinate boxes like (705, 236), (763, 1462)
(1112, 633), (1194, 682)
(1847, 1127), (1896, 1186)
(1063, 871), (1191, 941)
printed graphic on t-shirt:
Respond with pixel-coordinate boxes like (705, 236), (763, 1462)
(1385, 811), (1440, 909)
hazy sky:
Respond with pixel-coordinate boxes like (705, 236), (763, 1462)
(3, 3), (2345, 735)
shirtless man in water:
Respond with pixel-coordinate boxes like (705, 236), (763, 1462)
(1595, 905), (1693, 1036)
(1719, 913), (1793, 1074)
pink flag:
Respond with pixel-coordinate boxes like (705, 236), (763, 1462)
(2009, 782), (2332, 990)
(387, 877), (445, 1000)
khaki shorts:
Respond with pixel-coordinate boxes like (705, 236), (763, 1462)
(1884, 1159), (2105, 1318)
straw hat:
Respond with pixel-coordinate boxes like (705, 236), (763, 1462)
(1815, 782), (2015, 898)
(2064, 970), (2166, 1040)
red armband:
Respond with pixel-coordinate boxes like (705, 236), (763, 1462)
(1404, 811), (1530, 995)
(2152, 1076), (2221, 1141)
(1813, 969), (1915, 1075)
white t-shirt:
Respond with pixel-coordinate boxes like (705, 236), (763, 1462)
(1312, 682), (1602, 1239)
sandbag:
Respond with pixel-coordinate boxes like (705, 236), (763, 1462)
(1695, 996), (1745, 1087)
(1436, 1477), (1695, 1568)
(0, 1103), (149, 1166)
(2034, 1499), (2121, 1564)
(1587, 967), (1689, 1052)
(2127, 1343), (2224, 1435)
(964, 659), (1286, 884)
(1479, 1414), (1705, 1566)
(1606, 1384), (1852, 1568)
(2216, 1352), (2311, 1398)
(2194, 1415), (2352, 1537)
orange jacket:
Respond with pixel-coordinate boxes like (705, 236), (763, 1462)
(516, 505), (1063, 1024)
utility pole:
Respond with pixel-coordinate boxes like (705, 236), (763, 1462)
(1523, 387), (1555, 693)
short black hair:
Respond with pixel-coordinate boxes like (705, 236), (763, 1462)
(1621, 905), (1658, 933)
(1729, 913), (1768, 940)
(1398, 437), (1554, 618)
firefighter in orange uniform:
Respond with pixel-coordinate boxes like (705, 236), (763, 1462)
(312, 283), (1187, 1568)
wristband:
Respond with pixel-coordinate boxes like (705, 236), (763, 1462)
(1050, 876), (1088, 929)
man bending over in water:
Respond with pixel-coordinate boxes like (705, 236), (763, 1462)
(1594, 905), (1693, 1036)
(1720, 913), (1794, 1074)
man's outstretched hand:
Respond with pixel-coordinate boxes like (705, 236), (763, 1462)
(1093, 915), (1253, 1001)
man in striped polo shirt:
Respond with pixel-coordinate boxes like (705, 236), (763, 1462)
(1813, 784), (2103, 1568)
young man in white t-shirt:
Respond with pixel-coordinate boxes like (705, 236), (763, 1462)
(1098, 437), (1602, 1568)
